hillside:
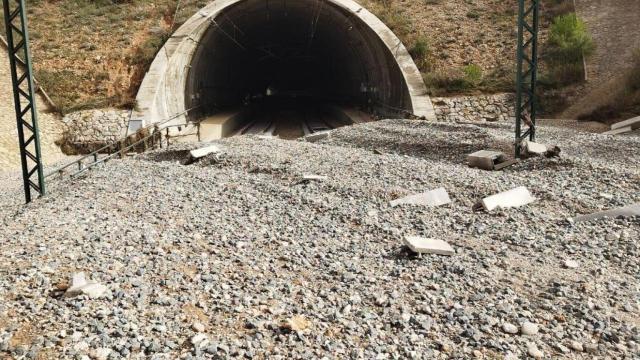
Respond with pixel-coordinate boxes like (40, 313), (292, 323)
(562, 0), (640, 121)
(18, 0), (555, 113)
(7, 0), (637, 121)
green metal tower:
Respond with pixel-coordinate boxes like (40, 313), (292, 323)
(2, 0), (45, 203)
(515, 0), (540, 158)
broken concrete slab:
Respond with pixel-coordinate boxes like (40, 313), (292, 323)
(302, 174), (328, 182)
(479, 186), (536, 212)
(610, 116), (640, 130)
(390, 187), (451, 207)
(523, 141), (547, 155)
(468, 150), (517, 171)
(403, 236), (455, 256)
(304, 131), (331, 143)
(468, 150), (505, 170)
(603, 126), (634, 135)
(574, 203), (640, 223)
(189, 144), (222, 160)
(65, 272), (108, 299)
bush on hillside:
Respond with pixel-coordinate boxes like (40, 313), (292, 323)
(544, 13), (594, 86)
(463, 64), (483, 85)
(409, 36), (434, 72)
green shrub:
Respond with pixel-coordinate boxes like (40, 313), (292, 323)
(463, 64), (483, 85)
(409, 36), (434, 72)
(545, 13), (594, 86)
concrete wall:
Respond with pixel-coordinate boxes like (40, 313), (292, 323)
(432, 93), (515, 123)
(131, 0), (436, 133)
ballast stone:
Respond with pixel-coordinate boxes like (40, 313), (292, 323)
(479, 186), (536, 212)
(403, 236), (455, 256)
(390, 187), (451, 207)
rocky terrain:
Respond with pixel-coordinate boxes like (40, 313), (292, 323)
(0, 120), (638, 359)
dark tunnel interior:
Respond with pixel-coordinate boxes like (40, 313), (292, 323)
(185, 0), (413, 137)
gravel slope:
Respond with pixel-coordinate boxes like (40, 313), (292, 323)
(0, 120), (638, 359)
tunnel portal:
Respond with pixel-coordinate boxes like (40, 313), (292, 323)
(132, 0), (435, 137)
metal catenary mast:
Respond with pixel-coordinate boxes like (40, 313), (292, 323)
(2, 0), (45, 203)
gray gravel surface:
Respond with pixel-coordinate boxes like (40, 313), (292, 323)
(0, 120), (638, 359)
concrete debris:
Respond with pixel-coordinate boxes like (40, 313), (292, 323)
(192, 322), (206, 333)
(281, 315), (311, 332)
(574, 203), (640, 223)
(603, 126), (633, 135)
(65, 272), (108, 299)
(403, 236), (455, 256)
(189, 145), (223, 161)
(523, 141), (547, 155)
(468, 150), (505, 170)
(477, 186), (536, 212)
(304, 131), (331, 143)
(610, 116), (640, 131)
(468, 150), (517, 170)
(190, 333), (209, 348)
(302, 174), (328, 182)
(390, 187), (451, 207)
(604, 116), (640, 135)
(90, 348), (111, 360)
(564, 259), (579, 269)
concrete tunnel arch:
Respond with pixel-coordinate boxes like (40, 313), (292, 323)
(130, 0), (436, 133)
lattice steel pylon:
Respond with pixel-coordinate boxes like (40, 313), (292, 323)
(515, 0), (540, 158)
(2, 0), (45, 202)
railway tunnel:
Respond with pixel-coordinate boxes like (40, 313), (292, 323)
(131, 0), (435, 139)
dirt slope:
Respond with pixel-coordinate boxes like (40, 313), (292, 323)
(562, 0), (640, 119)
(0, 51), (66, 171)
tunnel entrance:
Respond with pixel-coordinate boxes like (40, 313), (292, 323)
(132, 0), (435, 136)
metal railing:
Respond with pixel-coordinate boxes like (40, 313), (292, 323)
(45, 106), (205, 180)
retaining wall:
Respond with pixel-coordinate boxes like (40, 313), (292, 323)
(432, 93), (515, 123)
(60, 109), (130, 153)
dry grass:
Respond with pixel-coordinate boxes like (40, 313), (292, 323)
(20, 0), (206, 114)
(577, 49), (640, 123)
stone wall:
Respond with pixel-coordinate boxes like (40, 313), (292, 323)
(60, 109), (130, 153)
(432, 93), (515, 123)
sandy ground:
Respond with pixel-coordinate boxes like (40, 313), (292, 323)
(0, 49), (67, 172)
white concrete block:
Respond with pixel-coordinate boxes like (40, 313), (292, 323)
(524, 141), (547, 155)
(610, 116), (640, 130)
(65, 272), (108, 299)
(603, 126), (633, 135)
(390, 188), (451, 207)
(304, 131), (331, 143)
(574, 203), (640, 222)
(302, 174), (328, 182)
(403, 236), (455, 256)
(190, 145), (222, 159)
(480, 186), (536, 212)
